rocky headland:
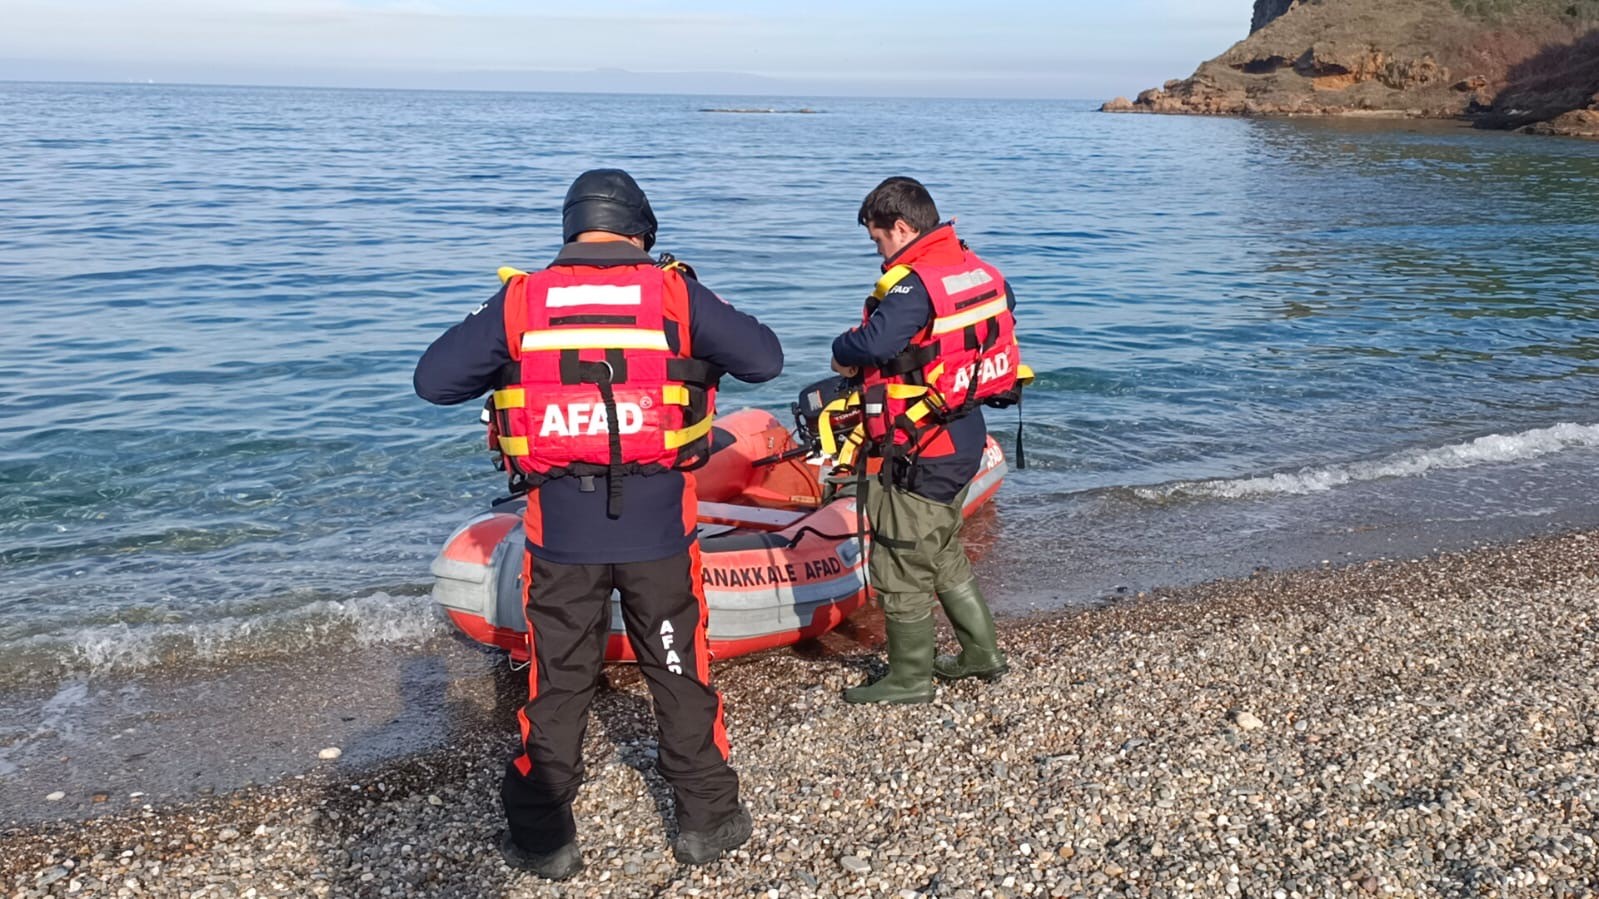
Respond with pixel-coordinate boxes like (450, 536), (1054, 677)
(1104, 0), (1599, 138)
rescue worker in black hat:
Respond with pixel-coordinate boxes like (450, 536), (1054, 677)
(830, 176), (1020, 704)
(415, 169), (782, 879)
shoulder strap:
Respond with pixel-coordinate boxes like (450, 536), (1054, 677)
(501, 272), (530, 362)
(658, 266), (693, 357)
(872, 264), (914, 300)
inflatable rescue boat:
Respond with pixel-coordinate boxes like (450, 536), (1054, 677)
(431, 401), (1008, 663)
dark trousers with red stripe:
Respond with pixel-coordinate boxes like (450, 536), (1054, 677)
(500, 545), (741, 853)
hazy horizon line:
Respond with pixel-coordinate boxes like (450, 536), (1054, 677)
(0, 74), (1118, 104)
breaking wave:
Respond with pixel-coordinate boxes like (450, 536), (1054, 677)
(1136, 422), (1599, 502)
(0, 591), (447, 685)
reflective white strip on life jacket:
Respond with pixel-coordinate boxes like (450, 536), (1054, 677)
(520, 328), (670, 352)
(939, 268), (994, 295)
(545, 284), (644, 308)
(930, 295), (1010, 336)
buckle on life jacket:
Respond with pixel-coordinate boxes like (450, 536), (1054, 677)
(655, 253), (698, 281)
(564, 355), (618, 386)
(981, 362), (1035, 410)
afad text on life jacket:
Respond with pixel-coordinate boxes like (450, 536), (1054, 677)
(537, 402), (646, 438)
(949, 353), (1011, 394)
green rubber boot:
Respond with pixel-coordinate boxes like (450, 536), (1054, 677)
(933, 580), (1009, 682)
(843, 614), (935, 705)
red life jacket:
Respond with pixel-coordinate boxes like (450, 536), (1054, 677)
(490, 261), (718, 513)
(859, 224), (1022, 449)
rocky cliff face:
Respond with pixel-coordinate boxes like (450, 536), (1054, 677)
(1102, 0), (1599, 138)
(1252, 0), (1301, 33)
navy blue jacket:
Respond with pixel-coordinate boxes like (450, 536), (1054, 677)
(416, 241), (783, 564)
(832, 271), (1016, 505)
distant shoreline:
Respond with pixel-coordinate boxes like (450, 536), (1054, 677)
(700, 107), (821, 114)
(4, 79), (1114, 105)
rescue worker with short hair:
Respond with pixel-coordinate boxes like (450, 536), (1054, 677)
(830, 176), (1016, 704)
(414, 169), (782, 879)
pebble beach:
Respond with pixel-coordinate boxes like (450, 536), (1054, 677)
(4, 530), (1597, 898)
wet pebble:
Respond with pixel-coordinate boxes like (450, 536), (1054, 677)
(1, 531), (1596, 897)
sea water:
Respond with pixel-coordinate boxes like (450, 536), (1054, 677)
(2, 83), (1598, 809)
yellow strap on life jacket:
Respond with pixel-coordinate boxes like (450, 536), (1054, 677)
(871, 265), (914, 300)
(902, 398), (937, 425)
(492, 388), (525, 410)
(813, 389), (875, 469)
(498, 266), (526, 284)
(664, 414), (715, 450)
(817, 393), (861, 458)
(930, 295), (1010, 336)
(498, 435), (530, 457)
(879, 383), (942, 426)
(520, 328), (671, 352)
(834, 425), (867, 469)
(662, 382), (714, 450)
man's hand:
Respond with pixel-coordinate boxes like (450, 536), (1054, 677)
(831, 358), (859, 378)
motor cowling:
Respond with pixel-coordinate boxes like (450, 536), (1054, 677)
(792, 375), (860, 449)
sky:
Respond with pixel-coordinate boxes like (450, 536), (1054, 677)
(0, 0), (1257, 99)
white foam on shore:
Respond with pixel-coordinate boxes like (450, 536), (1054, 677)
(7, 591), (446, 682)
(1137, 422), (1599, 502)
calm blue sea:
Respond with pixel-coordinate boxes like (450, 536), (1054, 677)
(3, 82), (1599, 686)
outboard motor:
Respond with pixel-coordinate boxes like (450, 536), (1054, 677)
(791, 375), (860, 452)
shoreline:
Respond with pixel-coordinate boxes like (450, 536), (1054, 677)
(5, 529), (1598, 896)
(1099, 104), (1599, 140)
